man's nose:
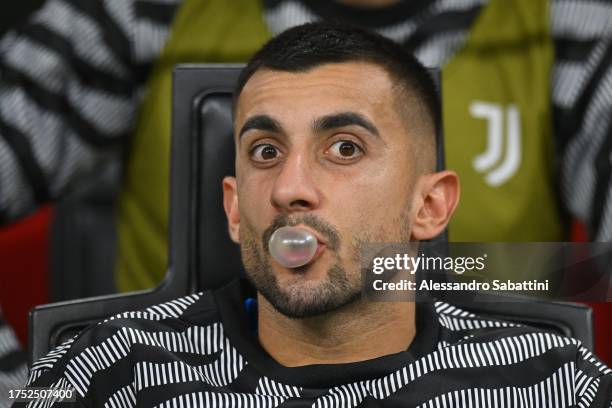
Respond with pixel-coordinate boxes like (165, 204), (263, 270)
(270, 152), (320, 213)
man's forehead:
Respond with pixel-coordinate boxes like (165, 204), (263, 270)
(235, 62), (397, 120)
(243, 61), (391, 86)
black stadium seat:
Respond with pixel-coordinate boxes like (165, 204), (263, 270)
(28, 65), (593, 365)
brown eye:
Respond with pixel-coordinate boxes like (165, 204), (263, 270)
(261, 145), (277, 160)
(339, 142), (355, 156)
(328, 140), (363, 161)
(251, 144), (280, 162)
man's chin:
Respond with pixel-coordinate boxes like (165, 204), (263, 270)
(259, 277), (361, 319)
(265, 293), (356, 319)
(272, 265), (330, 287)
(270, 252), (332, 281)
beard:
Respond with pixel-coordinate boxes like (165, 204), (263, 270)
(240, 208), (412, 319)
(241, 214), (361, 318)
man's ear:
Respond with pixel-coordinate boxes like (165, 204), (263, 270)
(222, 176), (240, 243)
(411, 170), (460, 240)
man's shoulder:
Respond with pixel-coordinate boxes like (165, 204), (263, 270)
(433, 300), (583, 349)
(81, 291), (218, 339)
(27, 291), (221, 391)
(433, 301), (611, 400)
(431, 300), (606, 373)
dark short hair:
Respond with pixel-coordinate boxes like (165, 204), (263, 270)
(234, 21), (441, 139)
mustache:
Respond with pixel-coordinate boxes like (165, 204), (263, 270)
(262, 214), (340, 252)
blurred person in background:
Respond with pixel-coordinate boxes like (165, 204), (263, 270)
(0, 313), (27, 407)
(0, 0), (610, 403)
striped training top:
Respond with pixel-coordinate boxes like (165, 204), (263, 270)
(18, 279), (612, 407)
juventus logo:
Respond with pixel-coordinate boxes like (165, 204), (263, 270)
(469, 102), (522, 187)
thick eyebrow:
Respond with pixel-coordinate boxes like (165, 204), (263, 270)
(238, 115), (283, 139)
(313, 112), (380, 137)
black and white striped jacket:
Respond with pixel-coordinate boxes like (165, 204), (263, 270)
(16, 279), (612, 407)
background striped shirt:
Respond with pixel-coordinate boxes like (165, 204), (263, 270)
(0, 0), (611, 239)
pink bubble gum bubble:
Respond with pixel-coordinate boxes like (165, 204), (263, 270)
(268, 226), (318, 268)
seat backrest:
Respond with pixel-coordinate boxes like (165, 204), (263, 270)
(29, 64), (593, 364)
(50, 163), (120, 302)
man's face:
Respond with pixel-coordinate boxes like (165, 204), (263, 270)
(224, 62), (428, 318)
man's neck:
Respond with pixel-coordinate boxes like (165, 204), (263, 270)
(257, 295), (416, 367)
